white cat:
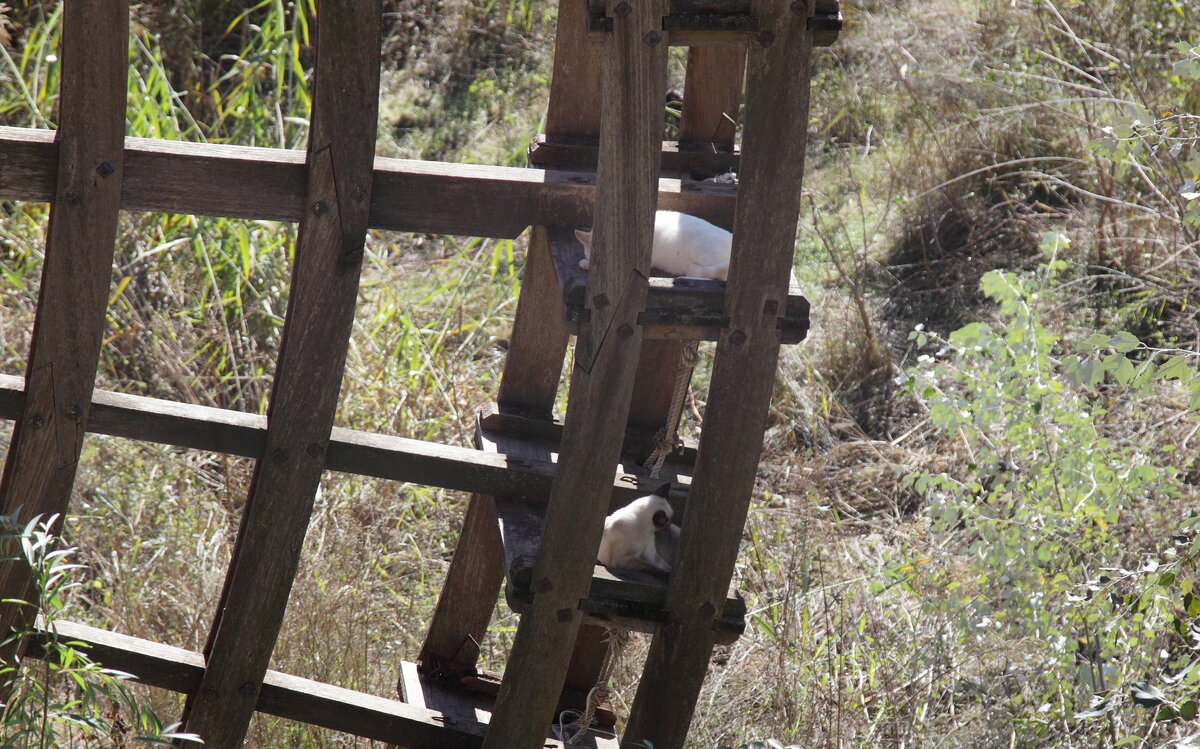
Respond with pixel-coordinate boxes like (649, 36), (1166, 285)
(574, 210), (731, 281)
(597, 483), (677, 576)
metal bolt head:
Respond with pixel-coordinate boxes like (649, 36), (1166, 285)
(350, 185), (367, 202)
(757, 31), (775, 47)
(306, 442), (324, 458)
(790, 0), (808, 12)
(96, 161), (114, 178)
(64, 191), (81, 206)
(312, 200), (329, 215)
(644, 30), (662, 46)
(29, 414), (46, 430)
(593, 293), (610, 309)
(618, 323), (634, 339)
(614, 1), (631, 17)
(556, 608), (573, 623)
(763, 299), (779, 316)
(535, 577), (554, 593)
(64, 404), (81, 420)
(729, 329), (748, 346)
(698, 602), (716, 617)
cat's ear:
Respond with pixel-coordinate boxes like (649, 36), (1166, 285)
(574, 229), (593, 249)
(654, 483), (671, 498)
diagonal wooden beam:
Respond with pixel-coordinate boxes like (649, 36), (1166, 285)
(0, 0), (128, 639)
(480, 2), (670, 746)
(620, 1), (818, 747)
(178, 1), (382, 746)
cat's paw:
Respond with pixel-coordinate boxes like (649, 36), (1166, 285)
(579, 258), (590, 270)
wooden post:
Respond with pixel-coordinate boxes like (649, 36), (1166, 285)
(621, 2), (816, 748)
(0, 0), (128, 640)
(179, 1), (381, 746)
(479, 1), (669, 746)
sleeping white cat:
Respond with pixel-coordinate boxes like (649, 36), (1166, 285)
(574, 210), (730, 281)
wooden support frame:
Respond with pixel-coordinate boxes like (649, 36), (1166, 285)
(621, 2), (818, 747)
(0, 0), (128, 639)
(179, 2), (382, 745)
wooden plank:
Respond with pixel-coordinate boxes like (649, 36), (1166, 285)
(0, 374), (690, 507)
(622, 2), (818, 748)
(585, 0), (842, 45)
(180, 3), (383, 746)
(528, 135), (739, 177)
(477, 402), (697, 463)
(0, 126), (735, 239)
(678, 47), (747, 147)
(480, 1), (669, 746)
(0, 0), (127, 639)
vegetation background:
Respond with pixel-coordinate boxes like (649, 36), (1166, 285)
(0, 0), (1198, 746)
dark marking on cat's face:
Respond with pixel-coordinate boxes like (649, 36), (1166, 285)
(653, 483), (671, 498)
(652, 509), (670, 532)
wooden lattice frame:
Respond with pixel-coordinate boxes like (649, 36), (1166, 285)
(0, 1), (834, 747)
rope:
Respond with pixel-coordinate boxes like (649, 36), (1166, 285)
(645, 341), (700, 478)
(561, 627), (623, 744)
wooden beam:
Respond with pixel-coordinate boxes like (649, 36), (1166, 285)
(621, 2), (818, 747)
(528, 135), (739, 178)
(0, 126), (735, 238)
(480, 2), (669, 746)
(0, 0), (128, 638)
(180, 2), (383, 745)
(0, 374), (689, 507)
(24, 620), (484, 748)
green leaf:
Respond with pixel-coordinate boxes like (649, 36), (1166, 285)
(1155, 356), (1190, 381)
(1111, 331), (1140, 353)
(1113, 356), (1136, 385)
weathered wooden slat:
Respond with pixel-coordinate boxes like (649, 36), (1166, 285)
(0, 374), (688, 507)
(478, 402), (697, 463)
(585, 0), (842, 45)
(27, 620), (565, 749)
(480, 2), (669, 746)
(180, 3), (383, 746)
(0, 126), (735, 239)
(547, 228), (810, 344)
(622, 3), (818, 748)
(679, 48), (747, 146)
(0, 0), (128, 639)
(528, 134), (739, 178)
